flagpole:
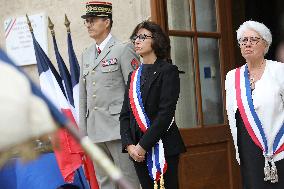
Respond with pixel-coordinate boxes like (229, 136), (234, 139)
(48, 17), (55, 36)
(26, 14), (134, 189)
(64, 14), (71, 33)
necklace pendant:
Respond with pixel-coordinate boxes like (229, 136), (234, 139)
(250, 77), (255, 89)
(251, 83), (255, 90)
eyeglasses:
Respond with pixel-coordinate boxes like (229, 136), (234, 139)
(84, 18), (96, 26)
(84, 17), (108, 26)
(238, 36), (265, 46)
(131, 34), (154, 43)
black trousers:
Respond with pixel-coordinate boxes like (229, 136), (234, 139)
(133, 155), (180, 189)
(236, 110), (284, 189)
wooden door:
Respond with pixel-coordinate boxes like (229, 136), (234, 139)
(151, 0), (241, 188)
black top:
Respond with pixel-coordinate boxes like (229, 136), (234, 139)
(236, 109), (284, 189)
(141, 64), (154, 97)
(120, 59), (186, 157)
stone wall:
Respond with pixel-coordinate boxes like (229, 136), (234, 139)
(0, 0), (150, 82)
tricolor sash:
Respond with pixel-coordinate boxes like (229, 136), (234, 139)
(129, 65), (171, 188)
(235, 65), (284, 183)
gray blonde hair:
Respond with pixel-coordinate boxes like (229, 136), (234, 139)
(236, 20), (272, 54)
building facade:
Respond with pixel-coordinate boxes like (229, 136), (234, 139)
(2, 0), (284, 188)
(0, 0), (151, 82)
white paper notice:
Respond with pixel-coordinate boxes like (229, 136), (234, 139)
(4, 13), (48, 66)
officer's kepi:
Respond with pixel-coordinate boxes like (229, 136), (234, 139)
(81, 1), (112, 19)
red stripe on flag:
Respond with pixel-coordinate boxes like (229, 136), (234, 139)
(83, 156), (99, 189)
(62, 109), (83, 154)
(52, 108), (83, 182)
(53, 128), (82, 182)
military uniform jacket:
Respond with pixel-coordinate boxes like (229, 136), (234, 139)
(120, 59), (186, 156)
(79, 36), (140, 143)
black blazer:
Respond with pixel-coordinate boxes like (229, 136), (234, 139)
(120, 59), (186, 157)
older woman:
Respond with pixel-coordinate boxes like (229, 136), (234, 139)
(120, 21), (186, 189)
(226, 20), (284, 188)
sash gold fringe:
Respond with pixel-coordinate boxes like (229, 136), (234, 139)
(153, 175), (166, 189)
(160, 174), (165, 189)
(154, 181), (158, 189)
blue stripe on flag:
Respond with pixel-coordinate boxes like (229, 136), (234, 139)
(67, 33), (80, 89)
(52, 35), (74, 106)
(31, 34), (67, 99)
(0, 48), (67, 127)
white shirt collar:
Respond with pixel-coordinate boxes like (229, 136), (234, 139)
(96, 33), (112, 52)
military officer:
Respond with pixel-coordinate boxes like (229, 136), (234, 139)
(79, 1), (140, 189)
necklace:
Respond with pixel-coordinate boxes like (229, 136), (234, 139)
(250, 76), (255, 89)
(248, 59), (265, 90)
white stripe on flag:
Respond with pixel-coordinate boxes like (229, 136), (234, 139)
(72, 84), (79, 123)
(39, 70), (60, 109)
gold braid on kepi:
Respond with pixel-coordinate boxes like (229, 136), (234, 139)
(81, 1), (112, 19)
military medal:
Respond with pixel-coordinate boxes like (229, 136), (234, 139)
(129, 64), (173, 189)
(235, 65), (284, 183)
(101, 58), (117, 67)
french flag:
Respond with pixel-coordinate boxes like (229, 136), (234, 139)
(31, 32), (83, 183)
(51, 32), (85, 176)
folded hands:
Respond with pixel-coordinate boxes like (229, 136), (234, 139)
(127, 144), (146, 162)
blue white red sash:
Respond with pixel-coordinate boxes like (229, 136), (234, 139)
(129, 65), (167, 182)
(235, 65), (284, 183)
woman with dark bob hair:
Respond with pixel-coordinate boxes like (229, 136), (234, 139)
(120, 21), (186, 189)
